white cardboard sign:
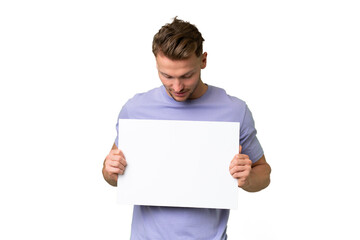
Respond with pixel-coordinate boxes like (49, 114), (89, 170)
(117, 119), (239, 209)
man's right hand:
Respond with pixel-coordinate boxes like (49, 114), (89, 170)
(102, 144), (127, 186)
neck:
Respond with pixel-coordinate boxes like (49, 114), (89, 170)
(189, 80), (208, 99)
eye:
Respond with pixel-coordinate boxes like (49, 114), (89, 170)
(182, 74), (193, 79)
(162, 73), (173, 79)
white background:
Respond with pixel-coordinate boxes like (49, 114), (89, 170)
(1, 0), (359, 239)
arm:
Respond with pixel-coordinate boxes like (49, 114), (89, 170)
(102, 142), (127, 187)
(241, 155), (271, 192)
(229, 146), (271, 192)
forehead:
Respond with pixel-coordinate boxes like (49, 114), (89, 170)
(156, 53), (200, 75)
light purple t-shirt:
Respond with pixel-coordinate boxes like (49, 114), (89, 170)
(115, 85), (263, 240)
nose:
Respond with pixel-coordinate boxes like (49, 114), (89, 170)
(172, 79), (184, 92)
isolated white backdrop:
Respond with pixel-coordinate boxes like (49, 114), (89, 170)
(1, 1), (359, 239)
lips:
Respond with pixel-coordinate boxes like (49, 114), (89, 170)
(173, 91), (189, 98)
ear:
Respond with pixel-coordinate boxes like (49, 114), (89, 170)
(201, 52), (207, 69)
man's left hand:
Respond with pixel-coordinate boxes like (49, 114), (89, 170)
(229, 145), (252, 188)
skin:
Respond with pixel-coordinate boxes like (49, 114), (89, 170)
(103, 143), (126, 187)
(156, 51), (208, 102)
(230, 146), (271, 192)
(102, 52), (271, 192)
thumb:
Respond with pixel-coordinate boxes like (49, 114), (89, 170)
(239, 145), (242, 154)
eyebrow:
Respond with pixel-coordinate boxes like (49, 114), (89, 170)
(160, 70), (195, 78)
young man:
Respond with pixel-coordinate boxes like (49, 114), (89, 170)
(102, 17), (271, 239)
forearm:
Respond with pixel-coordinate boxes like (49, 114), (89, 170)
(241, 163), (271, 192)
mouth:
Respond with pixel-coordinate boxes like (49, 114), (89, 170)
(173, 91), (188, 97)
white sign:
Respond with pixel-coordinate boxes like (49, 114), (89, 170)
(117, 119), (239, 209)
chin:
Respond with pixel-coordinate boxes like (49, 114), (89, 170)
(168, 91), (191, 102)
(172, 96), (188, 102)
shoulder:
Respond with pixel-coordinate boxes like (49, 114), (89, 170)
(208, 85), (247, 109)
(210, 86), (245, 102)
(119, 86), (163, 119)
(124, 86), (162, 107)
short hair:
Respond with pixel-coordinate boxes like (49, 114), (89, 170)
(152, 17), (205, 60)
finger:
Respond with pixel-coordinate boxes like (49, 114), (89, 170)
(230, 157), (245, 169)
(108, 154), (127, 166)
(108, 154), (121, 162)
(238, 179), (247, 187)
(110, 148), (126, 157)
(110, 149), (122, 155)
(230, 153), (245, 167)
(120, 157), (127, 167)
(239, 145), (242, 154)
(231, 158), (252, 167)
(119, 150), (126, 159)
(231, 169), (251, 179)
(229, 156), (237, 169)
(232, 171), (246, 179)
(230, 165), (245, 175)
(108, 160), (126, 170)
(106, 166), (123, 175)
(229, 165), (251, 175)
(236, 153), (250, 160)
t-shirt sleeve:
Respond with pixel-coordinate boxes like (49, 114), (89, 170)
(114, 104), (129, 148)
(240, 104), (264, 163)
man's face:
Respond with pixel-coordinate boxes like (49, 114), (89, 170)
(156, 52), (207, 102)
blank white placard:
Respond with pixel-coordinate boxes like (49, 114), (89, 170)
(117, 119), (239, 209)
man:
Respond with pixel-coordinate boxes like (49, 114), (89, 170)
(102, 17), (271, 239)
